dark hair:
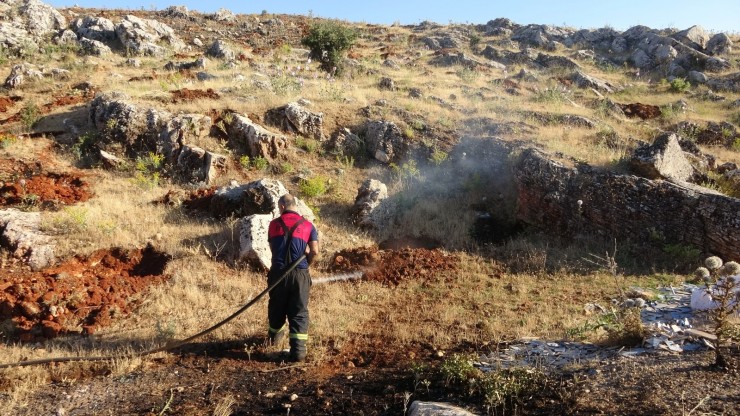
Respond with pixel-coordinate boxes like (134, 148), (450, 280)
(279, 193), (297, 209)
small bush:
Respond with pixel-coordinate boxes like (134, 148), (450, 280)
(695, 257), (740, 368)
(429, 148), (448, 166)
(239, 155), (250, 170)
(299, 176), (328, 200)
(133, 152), (165, 189)
(276, 162), (294, 174)
(0, 133), (17, 148)
(669, 78), (691, 93)
(302, 21), (358, 74)
(295, 137), (320, 153)
(251, 156), (269, 171)
(20, 101), (40, 131)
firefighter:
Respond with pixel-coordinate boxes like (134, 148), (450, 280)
(266, 193), (320, 362)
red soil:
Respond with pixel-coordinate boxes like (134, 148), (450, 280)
(0, 245), (171, 341)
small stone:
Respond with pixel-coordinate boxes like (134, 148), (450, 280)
(290, 393), (298, 401)
(436, 350), (445, 358)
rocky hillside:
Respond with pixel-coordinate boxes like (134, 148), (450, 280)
(0, 0), (738, 269)
(0, 2), (739, 415)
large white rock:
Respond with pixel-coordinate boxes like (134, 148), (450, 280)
(237, 214), (272, 269)
(0, 208), (55, 271)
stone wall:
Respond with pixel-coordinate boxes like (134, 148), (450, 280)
(513, 147), (740, 261)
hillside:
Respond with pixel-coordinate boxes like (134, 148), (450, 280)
(0, 2), (738, 415)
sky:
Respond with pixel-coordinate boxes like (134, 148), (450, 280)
(48, 1), (739, 33)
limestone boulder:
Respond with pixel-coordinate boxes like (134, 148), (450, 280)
(707, 72), (740, 93)
(160, 5), (191, 19)
(629, 133), (694, 182)
(89, 92), (173, 152)
(159, 113), (212, 160)
(79, 38), (113, 56)
(72, 16), (116, 42)
(671, 25), (709, 51)
(225, 114), (289, 161)
(115, 15), (186, 56)
(212, 8), (237, 22)
(210, 179), (315, 221)
(363, 120), (408, 164)
(3, 63), (43, 89)
(175, 145), (227, 184)
(331, 128), (363, 156)
(0, 208), (55, 271)
(18, 0), (66, 37)
(706, 33), (732, 56)
(206, 39), (235, 61)
(0, 21), (35, 53)
(55, 29), (78, 45)
(512, 24), (571, 48)
(351, 179), (388, 228)
(570, 70), (617, 93)
(264, 102), (325, 141)
(236, 214), (272, 270)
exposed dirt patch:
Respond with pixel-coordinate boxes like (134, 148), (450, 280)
(0, 96), (21, 113)
(171, 88), (220, 103)
(619, 102), (662, 120)
(128, 74), (157, 82)
(0, 159), (91, 208)
(155, 187), (217, 211)
(329, 246), (458, 286)
(1, 93), (93, 125)
(0, 244), (171, 341)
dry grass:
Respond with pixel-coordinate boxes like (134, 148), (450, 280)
(0, 10), (739, 414)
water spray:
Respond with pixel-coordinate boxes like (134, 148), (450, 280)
(312, 271), (364, 284)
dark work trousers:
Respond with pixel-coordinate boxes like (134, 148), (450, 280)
(267, 268), (311, 340)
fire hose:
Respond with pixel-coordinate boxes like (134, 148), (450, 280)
(0, 254), (308, 369)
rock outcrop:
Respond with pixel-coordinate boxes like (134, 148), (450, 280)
(264, 102), (325, 141)
(210, 179), (315, 221)
(629, 133), (695, 182)
(115, 14), (186, 56)
(363, 120), (408, 163)
(351, 179), (388, 228)
(0, 208), (55, 271)
(225, 114), (289, 161)
(514, 146), (740, 262)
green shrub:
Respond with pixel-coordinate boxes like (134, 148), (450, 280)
(133, 152), (165, 189)
(0, 133), (17, 149)
(299, 176), (328, 199)
(295, 137), (320, 153)
(72, 132), (98, 162)
(20, 101), (40, 131)
(669, 78), (691, 93)
(302, 21), (358, 74)
(239, 155), (251, 170)
(277, 162), (294, 174)
(429, 148), (448, 166)
(251, 156), (269, 171)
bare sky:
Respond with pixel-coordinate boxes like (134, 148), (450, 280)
(49, 1), (739, 33)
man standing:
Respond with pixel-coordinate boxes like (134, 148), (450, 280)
(267, 194), (319, 362)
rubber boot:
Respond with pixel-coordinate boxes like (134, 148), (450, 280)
(289, 338), (307, 362)
(268, 328), (286, 349)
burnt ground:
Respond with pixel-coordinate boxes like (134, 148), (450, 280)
(0, 243), (737, 414)
(618, 102), (662, 120)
